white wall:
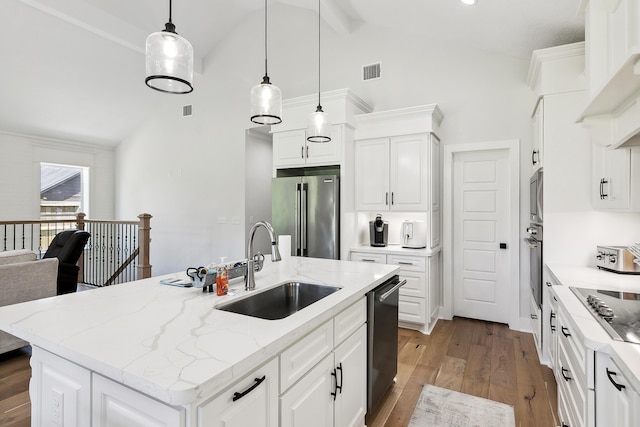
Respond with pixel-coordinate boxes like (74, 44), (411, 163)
(245, 128), (274, 255)
(0, 131), (115, 220)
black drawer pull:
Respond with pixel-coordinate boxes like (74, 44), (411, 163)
(606, 368), (626, 391)
(331, 368), (338, 400)
(361, 259), (376, 262)
(550, 311), (556, 332)
(397, 261), (414, 266)
(545, 281), (552, 287)
(561, 326), (571, 337)
(561, 367), (572, 382)
(336, 363), (343, 394)
(232, 376), (266, 402)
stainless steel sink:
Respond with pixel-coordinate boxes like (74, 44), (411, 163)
(216, 282), (342, 320)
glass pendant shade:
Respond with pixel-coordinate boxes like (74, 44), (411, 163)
(145, 23), (194, 94)
(250, 75), (282, 124)
(307, 105), (331, 143)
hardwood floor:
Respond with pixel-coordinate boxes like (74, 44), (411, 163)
(0, 347), (31, 427)
(367, 317), (559, 427)
(0, 318), (557, 427)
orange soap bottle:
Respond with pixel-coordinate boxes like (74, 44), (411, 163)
(216, 258), (228, 296)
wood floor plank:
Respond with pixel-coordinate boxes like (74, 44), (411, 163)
(446, 317), (475, 359)
(386, 364), (436, 427)
(461, 343), (491, 398)
(433, 355), (466, 391)
(490, 334), (518, 390)
(470, 319), (494, 347)
(395, 339), (426, 389)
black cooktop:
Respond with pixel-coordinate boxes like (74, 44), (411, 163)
(571, 287), (640, 344)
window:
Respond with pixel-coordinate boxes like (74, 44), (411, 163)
(40, 163), (89, 220)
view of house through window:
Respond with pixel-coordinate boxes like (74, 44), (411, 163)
(40, 163), (89, 221)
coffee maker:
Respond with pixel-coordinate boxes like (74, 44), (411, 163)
(369, 214), (388, 247)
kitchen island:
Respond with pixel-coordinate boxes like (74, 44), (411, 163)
(0, 256), (398, 427)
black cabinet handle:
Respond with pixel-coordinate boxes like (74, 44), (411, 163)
(562, 423), (570, 427)
(606, 368), (626, 392)
(561, 326), (571, 337)
(331, 368), (338, 400)
(561, 367), (572, 382)
(391, 192), (394, 205)
(531, 313), (538, 320)
(545, 281), (552, 287)
(550, 312), (556, 332)
(532, 149), (538, 165)
(232, 376), (266, 402)
(336, 363), (343, 394)
(386, 192), (389, 205)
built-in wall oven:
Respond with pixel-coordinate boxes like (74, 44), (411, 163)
(525, 223), (543, 307)
(526, 168), (543, 308)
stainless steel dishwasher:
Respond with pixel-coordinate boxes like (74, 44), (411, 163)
(367, 275), (406, 413)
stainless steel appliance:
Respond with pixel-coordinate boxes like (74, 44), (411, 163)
(369, 214), (388, 247)
(271, 175), (339, 259)
(401, 220), (427, 249)
(571, 287), (640, 344)
(525, 223), (543, 308)
(367, 275), (406, 413)
(595, 245), (640, 274)
(530, 168), (543, 224)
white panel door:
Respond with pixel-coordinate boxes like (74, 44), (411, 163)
(452, 149), (510, 323)
(390, 134), (427, 210)
(354, 138), (390, 211)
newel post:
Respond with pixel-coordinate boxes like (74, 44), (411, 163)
(76, 212), (86, 283)
(137, 213), (152, 279)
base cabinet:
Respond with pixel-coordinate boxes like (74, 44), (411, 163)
(350, 250), (440, 334)
(197, 358), (278, 427)
(595, 352), (640, 427)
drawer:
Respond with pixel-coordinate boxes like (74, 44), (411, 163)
(387, 255), (426, 272)
(398, 270), (425, 298)
(558, 318), (586, 374)
(350, 252), (387, 264)
(399, 295), (426, 324)
(280, 320), (333, 393)
(558, 385), (578, 427)
(334, 298), (366, 346)
(557, 336), (587, 427)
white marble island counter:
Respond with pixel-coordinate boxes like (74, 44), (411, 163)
(0, 256), (398, 413)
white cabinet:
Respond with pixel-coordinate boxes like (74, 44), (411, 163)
(530, 293), (542, 353)
(555, 299), (594, 427)
(280, 300), (367, 427)
(273, 126), (343, 168)
(542, 271), (559, 370)
(354, 134), (433, 212)
(197, 358), (278, 427)
(592, 145), (640, 211)
(595, 352), (640, 427)
(531, 98), (544, 171)
(350, 250), (440, 334)
(30, 346), (91, 427)
(92, 374), (185, 427)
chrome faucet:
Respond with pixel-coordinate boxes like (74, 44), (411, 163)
(245, 221), (282, 290)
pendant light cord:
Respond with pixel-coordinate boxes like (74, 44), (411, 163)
(264, 0), (268, 77)
(169, 0), (173, 24)
(317, 0), (321, 108)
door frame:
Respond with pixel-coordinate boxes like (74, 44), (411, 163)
(442, 139), (520, 328)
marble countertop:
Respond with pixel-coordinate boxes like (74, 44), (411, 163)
(0, 257), (398, 406)
(350, 244), (440, 257)
(546, 264), (640, 392)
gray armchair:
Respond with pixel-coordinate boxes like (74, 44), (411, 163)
(0, 250), (58, 354)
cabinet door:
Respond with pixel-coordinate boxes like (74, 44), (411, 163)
(273, 129), (307, 168)
(530, 293), (542, 353)
(595, 353), (640, 427)
(390, 134), (427, 211)
(92, 374), (184, 427)
(349, 251), (387, 264)
(280, 355), (334, 427)
(198, 358), (278, 427)
(354, 138), (390, 211)
(531, 98), (544, 171)
(592, 145), (631, 210)
(306, 125), (342, 166)
(334, 326), (367, 427)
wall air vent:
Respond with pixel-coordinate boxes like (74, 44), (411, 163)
(183, 105), (193, 117)
(362, 62), (381, 81)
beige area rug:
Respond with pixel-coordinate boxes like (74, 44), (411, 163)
(408, 385), (516, 427)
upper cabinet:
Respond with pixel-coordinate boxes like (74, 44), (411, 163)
(270, 89), (372, 172)
(592, 145), (640, 211)
(531, 98), (544, 171)
(579, 0), (640, 148)
(353, 105), (443, 214)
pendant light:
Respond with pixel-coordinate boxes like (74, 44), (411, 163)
(307, 0), (331, 143)
(145, 0), (194, 94)
(250, 0), (282, 125)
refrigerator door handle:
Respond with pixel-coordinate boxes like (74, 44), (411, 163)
(301, 183), (308, 256)
(295, 183), (301, 256)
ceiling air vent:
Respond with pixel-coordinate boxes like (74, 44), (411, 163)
(183, 105), (193, 117)
(362, 62), (381, 81)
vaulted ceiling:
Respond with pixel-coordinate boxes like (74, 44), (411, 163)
(0, 0), (584, 147)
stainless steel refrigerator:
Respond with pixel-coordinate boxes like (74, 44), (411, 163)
(271, 175), (339, 259)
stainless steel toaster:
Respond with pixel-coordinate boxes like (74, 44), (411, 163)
(596, 245), (640, 274)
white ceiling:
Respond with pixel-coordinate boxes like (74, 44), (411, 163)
(0, 0), (584, 147)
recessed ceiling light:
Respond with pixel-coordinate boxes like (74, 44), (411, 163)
(460, 0), (477, 5)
